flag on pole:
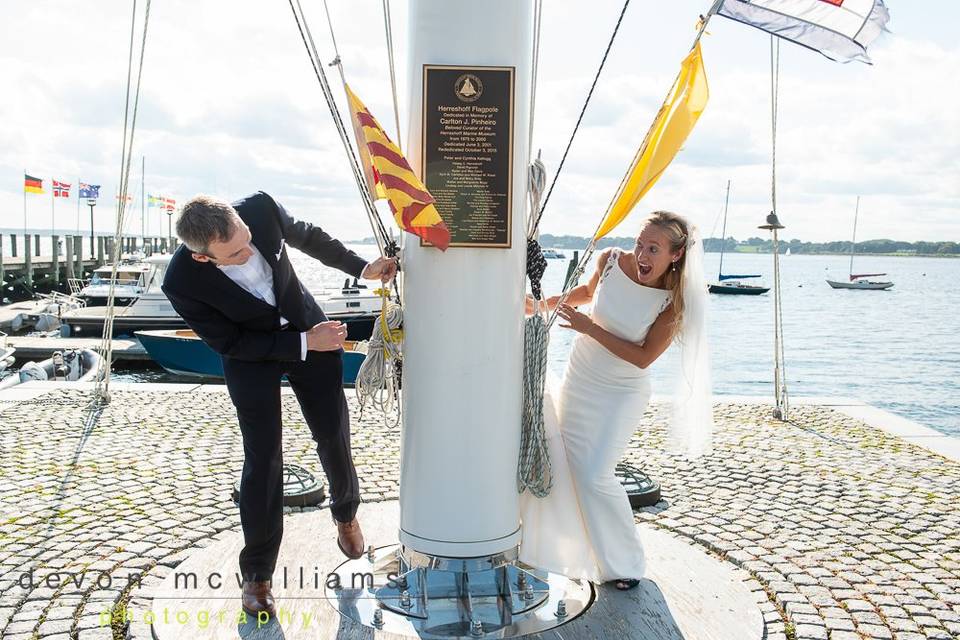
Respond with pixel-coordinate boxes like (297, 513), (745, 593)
(594, 42), (709, 240)
(148, 194), (176, 211)
(53, 180), (71, 198)
(79, 183), (100, 199)
(24, 174), (44, 194)
(345, 84), (451, 251)
(716, 0), (890, 63)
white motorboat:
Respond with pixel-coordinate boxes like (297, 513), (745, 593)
(61, 255), (181, 336)
(70, 260), (154, 306)
(63, 256), (380, 340)
(541, 249), (567, 259)
(0, 348), (102, 390)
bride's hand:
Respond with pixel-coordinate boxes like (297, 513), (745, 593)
(557, 303), (594, 334)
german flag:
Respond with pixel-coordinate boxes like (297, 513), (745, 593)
(345, 85), (450, 251)
(24, 174), (43, 194)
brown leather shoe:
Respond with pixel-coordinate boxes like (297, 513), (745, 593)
(241, 579), (276, 618)
(336, 518), (365, 559)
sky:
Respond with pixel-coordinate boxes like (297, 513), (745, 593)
(0, 1), (957, 244)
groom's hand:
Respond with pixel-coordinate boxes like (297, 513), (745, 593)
(307, 321), (347, 351)
(361, 256), (399, 284)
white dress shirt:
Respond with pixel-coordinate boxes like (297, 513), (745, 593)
(218, 244), (308, 360)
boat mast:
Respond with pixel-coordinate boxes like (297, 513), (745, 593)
(849, 195), (859, 278)
(718, 179), (730, 279)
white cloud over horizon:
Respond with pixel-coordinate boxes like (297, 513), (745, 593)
(1, 1), (957, 246)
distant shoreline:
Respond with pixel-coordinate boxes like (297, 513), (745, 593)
(346, 237), (959, 259)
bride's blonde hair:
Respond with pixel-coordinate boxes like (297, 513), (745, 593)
(642, 211), (691, 340)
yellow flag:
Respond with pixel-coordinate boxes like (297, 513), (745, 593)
(594, 42), (709, 239)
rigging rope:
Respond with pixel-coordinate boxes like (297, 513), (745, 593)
(287, 0), (390, 254)
(382, 0), (402, 148)
(287, 1), (406, 415)
(769, 35), (789, 419)
(530, 0), (631, 232)
(93, 0), (151, 406)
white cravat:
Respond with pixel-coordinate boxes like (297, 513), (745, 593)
(218, 244), (307, 360)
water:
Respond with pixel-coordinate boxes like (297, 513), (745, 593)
(25, 243), (960, 438)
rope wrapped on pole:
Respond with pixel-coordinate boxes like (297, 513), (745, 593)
(518, 313), (552, 497)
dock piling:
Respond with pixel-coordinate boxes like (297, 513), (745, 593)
(52, 235), (60, 285)
(73, 234), (83, 279)
(65, 236), (75, 281)
(23, 234), (32, 289)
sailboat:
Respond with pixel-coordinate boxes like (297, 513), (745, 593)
(708, 180), (770, 295)
(826, 196), (893, 290)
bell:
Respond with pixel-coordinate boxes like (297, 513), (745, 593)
(758, 211), (785, 230)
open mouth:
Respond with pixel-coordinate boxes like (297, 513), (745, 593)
(638, 263), (653, 277)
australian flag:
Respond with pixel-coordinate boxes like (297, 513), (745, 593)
(78, 183), (100, 199)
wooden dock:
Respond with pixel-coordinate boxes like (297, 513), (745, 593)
(1, 232), (177, 290)
(5, 336), (149, 361)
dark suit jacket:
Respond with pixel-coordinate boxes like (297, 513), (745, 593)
(161, 191), (368, 362)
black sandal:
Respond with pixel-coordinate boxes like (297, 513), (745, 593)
(613, 578), (640, 591)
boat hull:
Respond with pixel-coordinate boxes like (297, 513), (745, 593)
(66, 310), (375, 340)
(826, 280), (893, 290)
(135, 330), (366, 385)
(708, 283), (769, 295)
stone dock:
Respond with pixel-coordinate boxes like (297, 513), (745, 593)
(0, 384), (957, 640)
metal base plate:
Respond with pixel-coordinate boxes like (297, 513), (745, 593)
(325, 545), (594, 639)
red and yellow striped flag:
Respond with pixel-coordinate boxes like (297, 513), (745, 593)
(24, 174), (43, 194)
(345, 85), (450, 251)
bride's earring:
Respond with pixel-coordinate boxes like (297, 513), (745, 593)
(671, 260), (677, 272)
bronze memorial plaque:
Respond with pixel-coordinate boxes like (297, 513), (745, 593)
(422, 65), (515, 248)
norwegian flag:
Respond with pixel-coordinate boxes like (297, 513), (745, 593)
(53, 180), (71, 198)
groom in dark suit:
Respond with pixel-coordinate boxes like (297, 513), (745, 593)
(161, 192), (396, 617)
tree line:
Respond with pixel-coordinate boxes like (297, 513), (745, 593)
(352, 234), (959, 255)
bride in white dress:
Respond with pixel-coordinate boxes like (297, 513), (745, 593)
(520, 210), (714, 590)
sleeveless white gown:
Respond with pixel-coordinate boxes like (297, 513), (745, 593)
(519, 249), (671, 582)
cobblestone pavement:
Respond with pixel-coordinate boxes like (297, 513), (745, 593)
(0, 389), (957, 640)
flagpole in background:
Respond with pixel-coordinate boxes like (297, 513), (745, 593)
(76, 176), (81, 235)
(51, 176), (55, 246)
(141, 156), (146, 251)
(23, 168), (27, 240)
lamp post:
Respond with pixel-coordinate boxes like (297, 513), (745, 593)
(759, 212), (788, 420)
(166, 208), (174, 253)
(87, 198), (97, 260)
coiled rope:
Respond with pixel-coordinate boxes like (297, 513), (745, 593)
(355, 288), (403, 426)
(518, 312), (552, 497)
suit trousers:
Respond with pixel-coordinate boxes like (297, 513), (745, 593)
(222, 344), (360, 583)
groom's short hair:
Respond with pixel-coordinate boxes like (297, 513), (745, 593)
(176, 195), (240, 254)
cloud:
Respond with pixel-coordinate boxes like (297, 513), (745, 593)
(0, 1), (957, 246)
